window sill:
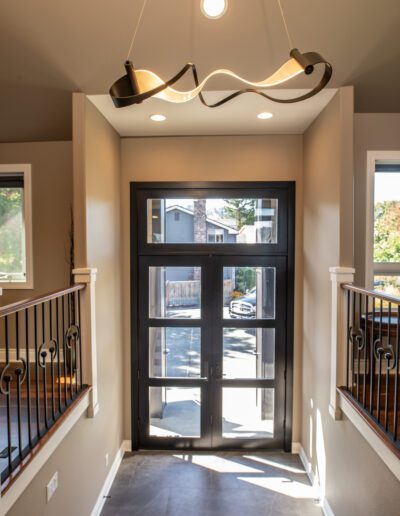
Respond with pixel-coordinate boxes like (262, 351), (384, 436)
(0, 282), (33, 291)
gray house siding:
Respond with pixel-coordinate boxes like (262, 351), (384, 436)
(166, 209), (194, 243)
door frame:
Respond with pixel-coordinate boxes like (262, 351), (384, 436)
(130, 181), (295, 451)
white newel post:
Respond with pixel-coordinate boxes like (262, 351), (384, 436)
(329, 266), (355, 420)
(73, 267), (99, 418)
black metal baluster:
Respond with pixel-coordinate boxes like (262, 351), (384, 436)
(346, 289), (350, 390)
(25, 308), (32, 448)
(68, 293), (73, 401)
(34, 305), (40, 437)
(56, 297), (61, 414)
(377, 300), (383, 424)
(352, 291), (356, 396)
(15, 312), (23, 460)
(384, 303), (392, 432)
(4, 315), (13, 473)
(62, 295), (67, 406)
(393, 305), (400, 441)
(49, 299), (55, 422)
(356, 293), (362, 402)
(370, 297), (376, 415)
(4, 374), (12, 474)
(41, 303), (48, 429)
(78, 290), (83, 390)
(363, 295), (368, 407)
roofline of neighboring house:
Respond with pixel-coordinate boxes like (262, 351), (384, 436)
(166, 205), (239, 234)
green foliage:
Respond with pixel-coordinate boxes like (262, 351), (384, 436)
(374, 200), (400, 263)
(235, 267), (256, 294)
(223, 199), (255, 230)
(0, 187), (24, 274)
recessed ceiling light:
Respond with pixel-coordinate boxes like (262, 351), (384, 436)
(257, 112), (274, 120)
(150, 114), (167, 122)
(201, 0), (228, 19)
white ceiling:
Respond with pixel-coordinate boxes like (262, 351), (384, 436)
(89, 88), (337, 136)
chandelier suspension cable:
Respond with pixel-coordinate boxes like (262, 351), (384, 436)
(276, 0), (293, 52)
(126, 0), (148, 61)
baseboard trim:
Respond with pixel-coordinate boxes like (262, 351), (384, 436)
(298, 445), (335, 516)
(90, 440), (131, 516)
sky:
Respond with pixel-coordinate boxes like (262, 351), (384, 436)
(375, 173), (400, 203)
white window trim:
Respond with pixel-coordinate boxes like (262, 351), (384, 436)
(0, 164), (33, 290)
(365, 151), (400, 289)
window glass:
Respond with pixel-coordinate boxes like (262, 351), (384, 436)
(0, 180), (25, 283)
(223, 328), (275, 379)
(223, 267), (276, 319)
(222, 388), (274, 439)
(373, 163), (400, 296)
(374, 169), (400, 264)
(149, 266), (201, 319)
(149, 387), (201, 437)
(147, 198), (278, 244)
(149, 327), (201, 378)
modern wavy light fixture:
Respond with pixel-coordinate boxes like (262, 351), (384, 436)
(110, 0), (332, 109)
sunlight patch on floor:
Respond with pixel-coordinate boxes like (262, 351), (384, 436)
(243, 454), (307, 474)
(174, 454), (264, 473)
(238, 476), (318, 499)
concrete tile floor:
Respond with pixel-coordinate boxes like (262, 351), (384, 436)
(101, 452), (323, 516)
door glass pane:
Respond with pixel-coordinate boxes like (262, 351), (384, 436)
(223, 328), (275, 379)
(149, 387), (201, 437)
(149, 327), (201, 378)
(223, 267), (276, 319)
(222, 388), (274, 439)
(147, 198), (278, 244)
(149, 266), (201, 319)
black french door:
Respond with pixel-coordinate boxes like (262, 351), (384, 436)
(131, 182), (295, 451)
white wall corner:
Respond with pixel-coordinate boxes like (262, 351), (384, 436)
(73, 267), (99, 418)
(299, 446), (335, 516)
(291, 442), (301, 454)
(329, 266), (355, 420)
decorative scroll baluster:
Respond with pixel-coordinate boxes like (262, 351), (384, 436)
(0, 284), (87, 490)
(341, 284), (400, 447)
(34, 305), (40, 437)
(56, 297), (61, 414)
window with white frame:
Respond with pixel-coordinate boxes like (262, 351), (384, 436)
(367, 154), (400, 297)
(207, 228), (224, 243)
(0, 164), (33, 289)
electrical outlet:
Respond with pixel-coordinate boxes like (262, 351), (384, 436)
(105, 453), (109, 467)
(46, 472), (58, 502)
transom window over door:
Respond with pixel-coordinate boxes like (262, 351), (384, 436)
(132, 182), (295, 452)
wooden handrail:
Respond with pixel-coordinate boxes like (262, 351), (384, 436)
(342, 283), (400, 305)
(0, 284), (85, 317)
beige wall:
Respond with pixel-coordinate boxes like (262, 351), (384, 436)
(7, 95), (124, 515)
(354, 113), (400, 286)
(121, 134), (304, 443)
(0, 141), (72, 306)
(302, 88), (400, 516)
